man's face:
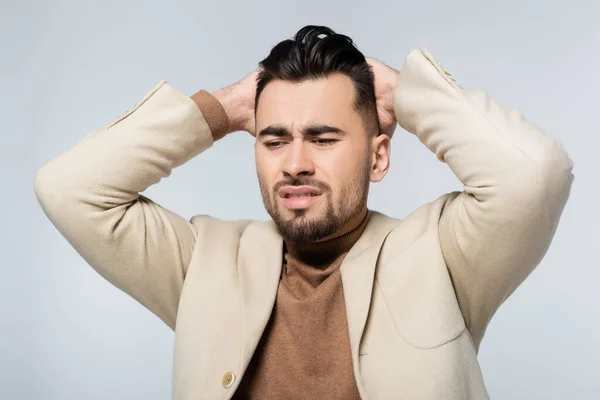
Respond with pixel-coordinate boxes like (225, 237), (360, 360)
(255, 73), (374, 244)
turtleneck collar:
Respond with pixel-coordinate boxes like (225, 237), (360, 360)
(283, 209), (371, 267)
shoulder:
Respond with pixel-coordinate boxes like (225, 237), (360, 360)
(376, 191), (460, 261)
(190, 215), (255, 246)
(190, 214), (280, 245)
(190, 214), (255, 232)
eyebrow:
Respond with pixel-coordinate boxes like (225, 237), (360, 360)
(257, 124), (345, 138)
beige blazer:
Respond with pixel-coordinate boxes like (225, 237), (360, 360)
(34, 48), (574, 399)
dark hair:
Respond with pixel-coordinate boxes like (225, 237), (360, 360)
(255, 25), (380, 136)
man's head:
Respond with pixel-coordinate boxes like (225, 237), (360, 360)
(254, 25), (391, 244)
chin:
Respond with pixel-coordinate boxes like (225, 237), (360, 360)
(285, 204), (323, 219)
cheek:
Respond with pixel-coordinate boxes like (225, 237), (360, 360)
(315, 150), (360, 183)
(255, 154), (279, 190)
(320, 158), (369, 198)
(316, 167), (349, 203)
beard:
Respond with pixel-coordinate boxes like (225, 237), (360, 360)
(258, 159), (371, 245)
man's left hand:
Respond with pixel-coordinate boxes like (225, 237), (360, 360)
(366, 57), (399, 138)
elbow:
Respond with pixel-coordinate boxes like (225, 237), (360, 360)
(34, 165), (52, 212)
(33, 164), (50, 206)
(499, 139), (574, 209)
(518, 137), (574, 193)
(34, 163), (64, 214)
(517, 141), (574, 217)
(540, 136), (574, 176)
(538, 139), (575, 191)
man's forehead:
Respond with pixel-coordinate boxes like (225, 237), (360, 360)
(258, 74), (356, 108)
(256, 74), (360, 129)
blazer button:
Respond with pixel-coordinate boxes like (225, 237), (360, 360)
(222, 371), (236, 388)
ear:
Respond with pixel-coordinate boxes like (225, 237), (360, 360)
(369, 133), (391, 183)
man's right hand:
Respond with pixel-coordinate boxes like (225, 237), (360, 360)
(212, 69), (261, 136)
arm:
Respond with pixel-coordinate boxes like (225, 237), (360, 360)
(34, 74), (257, 330)
(391, 49), (574, 348)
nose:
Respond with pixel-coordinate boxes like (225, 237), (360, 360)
(282, 139), (314, 178)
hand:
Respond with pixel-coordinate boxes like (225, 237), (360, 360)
(366, 57), (399, 138)
(212, 69), (260, 136)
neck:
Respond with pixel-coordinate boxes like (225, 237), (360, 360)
(316, 206), (368, 243)
(284, 207), (370, 266)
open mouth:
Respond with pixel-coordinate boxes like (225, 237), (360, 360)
(278, 186), (323, 209)
(278, 185), (322, 198)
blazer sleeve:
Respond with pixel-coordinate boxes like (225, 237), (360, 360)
(34, 81), (216, 330)
(392, 49), (574, 347)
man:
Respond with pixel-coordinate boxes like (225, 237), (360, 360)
(34, 25), (573, 399)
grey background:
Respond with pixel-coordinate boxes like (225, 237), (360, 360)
(2, 0), (598, 398)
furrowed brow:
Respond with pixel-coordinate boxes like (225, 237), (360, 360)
(257, 125), (289, 138)
(303, 125), (345, 135)
(257, 124), (345, 138)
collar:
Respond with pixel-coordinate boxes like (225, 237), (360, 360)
(283, 210), (371, 266)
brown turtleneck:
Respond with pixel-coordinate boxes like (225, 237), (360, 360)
(234, 212), (370, 399)
(191, 90), (366, 399)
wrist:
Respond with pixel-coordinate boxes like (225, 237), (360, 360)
(191, 89), (230, 141)
(212, 84), (251, 134)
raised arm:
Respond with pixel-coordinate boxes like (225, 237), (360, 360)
(33, 72), (258, 330)
(386, 49), (574, 348)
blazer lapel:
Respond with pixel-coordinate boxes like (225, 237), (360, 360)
(340, 211), (400, 392)
(235, 211), (400, 393)
(236, 219), (284, 377)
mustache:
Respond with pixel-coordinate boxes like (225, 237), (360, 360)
(273, 178), (331, 193)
